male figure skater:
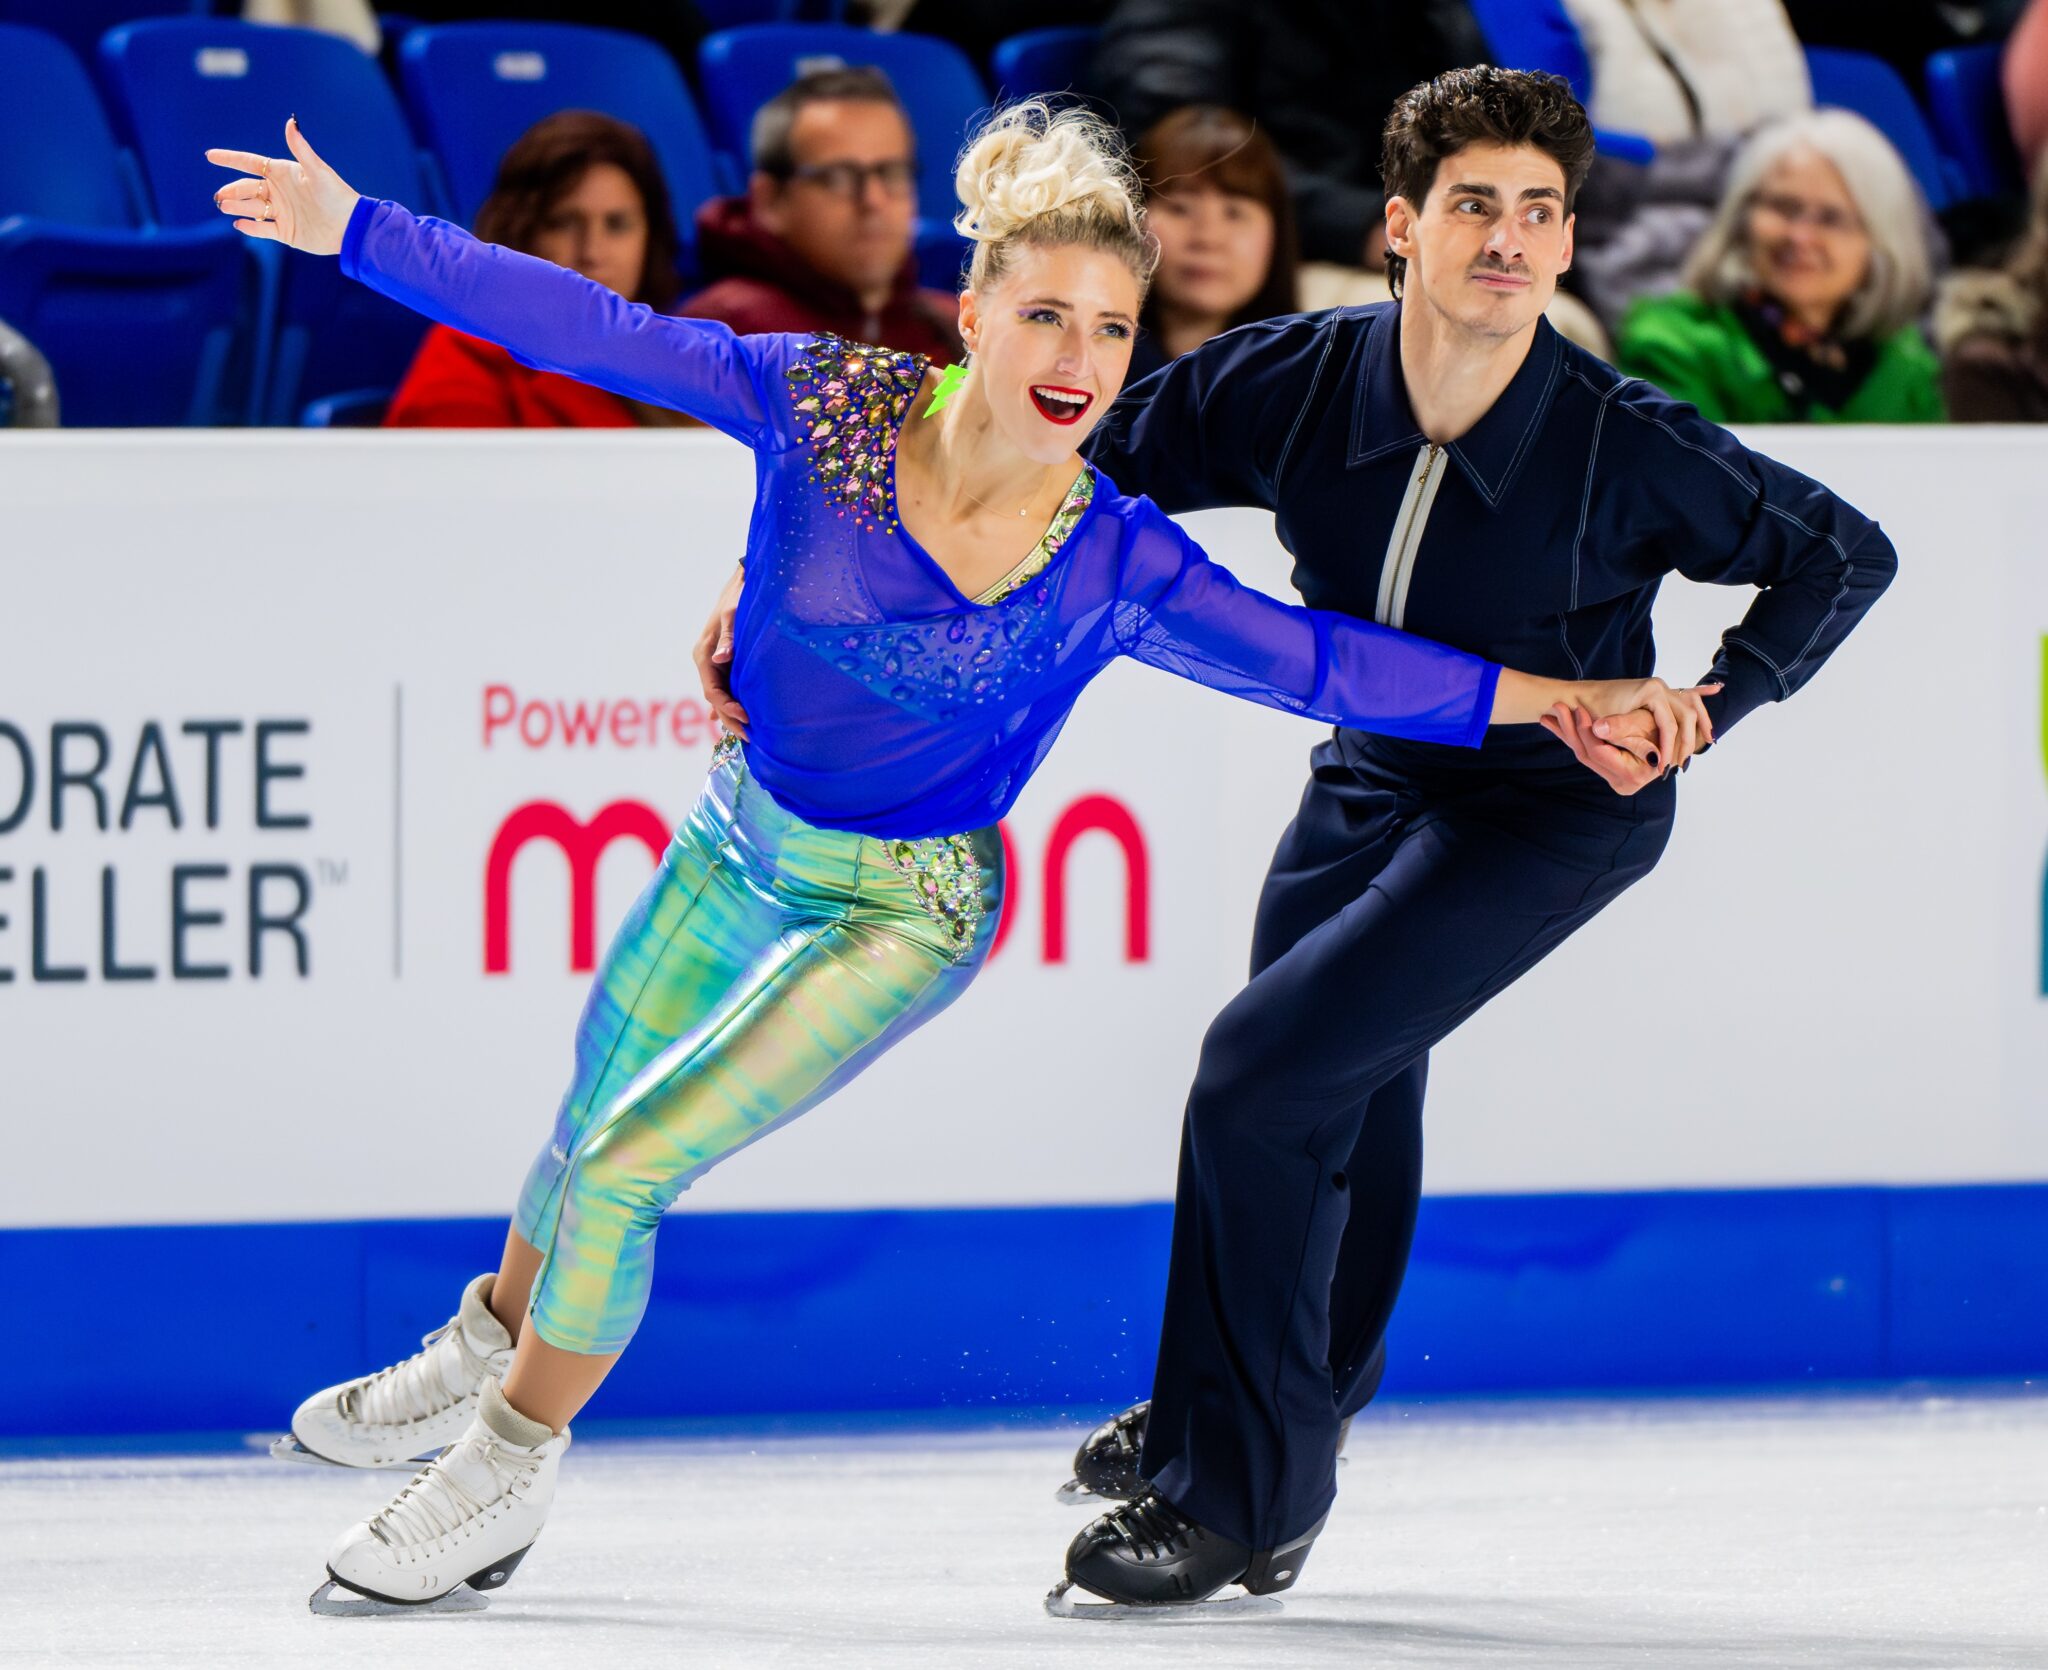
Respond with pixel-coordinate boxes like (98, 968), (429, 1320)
(1051, 67), (1896, 1608)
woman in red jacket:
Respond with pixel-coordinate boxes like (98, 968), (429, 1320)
(384, 111), (690, 428)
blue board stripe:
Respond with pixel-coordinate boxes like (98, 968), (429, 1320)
(1, 1184), (2043, 1436)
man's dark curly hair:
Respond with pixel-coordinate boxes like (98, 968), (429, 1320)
(1379, 67), (1595, 299)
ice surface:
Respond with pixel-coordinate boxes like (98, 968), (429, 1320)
(5, 1392), (2045, 1669)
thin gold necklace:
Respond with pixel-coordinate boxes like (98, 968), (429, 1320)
(957, 478), (1040, 518)
(928, 395), (1045, 518)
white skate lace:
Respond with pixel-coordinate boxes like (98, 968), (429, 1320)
(338, 1317), (488, 1430)
(369, 1435), (539, 1551)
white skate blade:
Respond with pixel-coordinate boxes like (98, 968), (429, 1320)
(269, 1434), (440, 1471)
(1054, 1477), (1108, 1506)
(309, 1578), (489, 1617)
(1043, 1580), (1283, 1622)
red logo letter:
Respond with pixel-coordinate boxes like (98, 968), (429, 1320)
(1043, 795), (1150, 963)
(484, 800), (669, 973)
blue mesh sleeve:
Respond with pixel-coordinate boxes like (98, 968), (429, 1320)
(339, 197), (790, 447)
(1111, 500), (1499, 748)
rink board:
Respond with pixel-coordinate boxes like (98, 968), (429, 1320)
(2, 425), (2046, 1434)
(4, 1183), (2046, 1435)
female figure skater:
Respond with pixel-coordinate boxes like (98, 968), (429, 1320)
(207, 103), (1714, 1613)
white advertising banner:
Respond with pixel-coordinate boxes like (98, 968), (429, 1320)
(1, 427), (2043, 1228)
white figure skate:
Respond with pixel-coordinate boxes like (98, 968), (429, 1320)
(274, 1272), (514, 1469)
(308, 1384), (567, 1616)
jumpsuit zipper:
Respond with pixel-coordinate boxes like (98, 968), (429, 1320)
(1375, 442), (1445, 630)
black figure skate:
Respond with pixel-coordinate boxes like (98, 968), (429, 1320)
(1057, 1399), (1353, 1504)
(1045, 1489), (1325, 1620)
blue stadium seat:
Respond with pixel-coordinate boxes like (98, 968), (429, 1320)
(698, 24), (987, 287)
(1926, 42), (2023, 201)
(989, 25), (1098, 103)
(0, 0), (204, 70)
(0, 22), (246, 425)
(0, 25), (134, 230)
(102, 19), (426, 229)
(1804, 46), (1959, 210)
(1465, 0), (1592, 96)
(1466, 0), (1655, 164)
(399, 21), (722, 270)
(99, 17), (433, 423)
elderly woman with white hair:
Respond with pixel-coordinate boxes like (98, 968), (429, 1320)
(1617, 109), (1944, 423)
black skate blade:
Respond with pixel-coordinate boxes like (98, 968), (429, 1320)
(1043, 1579), (1282, 1622)
(309, 1577), (489, 1617)
(268, 1434), (442, 1471)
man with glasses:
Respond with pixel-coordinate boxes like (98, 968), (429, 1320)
(681, 67), (963, 361)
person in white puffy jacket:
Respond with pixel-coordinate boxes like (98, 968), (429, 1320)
(1562, 0), (1811, 144)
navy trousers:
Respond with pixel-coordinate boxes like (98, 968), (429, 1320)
(1141, 731), (1678, 1550)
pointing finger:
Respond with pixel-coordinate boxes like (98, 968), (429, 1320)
(206, 147), (272, 175)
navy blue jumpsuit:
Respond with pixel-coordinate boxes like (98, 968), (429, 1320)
(1088, 302), (1897, 1552)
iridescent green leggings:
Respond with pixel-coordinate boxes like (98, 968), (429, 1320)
(512, 741), (1004, 1355)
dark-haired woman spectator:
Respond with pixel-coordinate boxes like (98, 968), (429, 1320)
(1127, 106), (1299, 382)
(384, 112), (689, 428)
(1617, 111), (1943, 423)
(1939, 160), (2048, 420)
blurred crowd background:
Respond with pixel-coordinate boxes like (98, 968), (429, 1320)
(5, 0), (2048, 431)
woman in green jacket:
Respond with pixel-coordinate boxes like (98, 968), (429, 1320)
(1618, 110), (1944, 423)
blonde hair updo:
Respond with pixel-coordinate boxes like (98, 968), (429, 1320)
(953, 100), (1157, 296)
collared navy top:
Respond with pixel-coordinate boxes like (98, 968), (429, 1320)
(1090, 302), (1898, 774)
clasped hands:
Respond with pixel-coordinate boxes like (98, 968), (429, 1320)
(1544, 678), (1721, 795)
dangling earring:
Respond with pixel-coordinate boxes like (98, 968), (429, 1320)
(925, 359), (970, 418)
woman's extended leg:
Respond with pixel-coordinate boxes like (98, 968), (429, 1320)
(312, 764), (1003, 1607)
(283, 778), (761, 1472)
(507, 892), (992, 1417)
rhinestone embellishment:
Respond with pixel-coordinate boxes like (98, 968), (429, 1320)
(879, 834), (986, 961)
(785, 333), (930, 532)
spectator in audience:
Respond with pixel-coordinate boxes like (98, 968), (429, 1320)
(385, 112), (687, 428)
(2007, 0), (2048, 181)
(679, 68), (962, 361)
(1126, 106), (1299, 382)
(1093, 0), (1487, 270)
(243, 0), (380, 52)
(1616, 111), (1943, 421)
(1938, 161), (2048, 418)
(1561, 0), (1810, 145)
(1560, 0), (1819, 329)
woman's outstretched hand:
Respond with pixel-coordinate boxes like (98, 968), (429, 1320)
(1542, 678), (1722, 794)
(207, 117), (359, 255)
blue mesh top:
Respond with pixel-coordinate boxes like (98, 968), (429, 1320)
(341, 198), (1502, 838)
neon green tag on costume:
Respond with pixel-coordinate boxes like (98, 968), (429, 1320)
(924, 361), (970, 417)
